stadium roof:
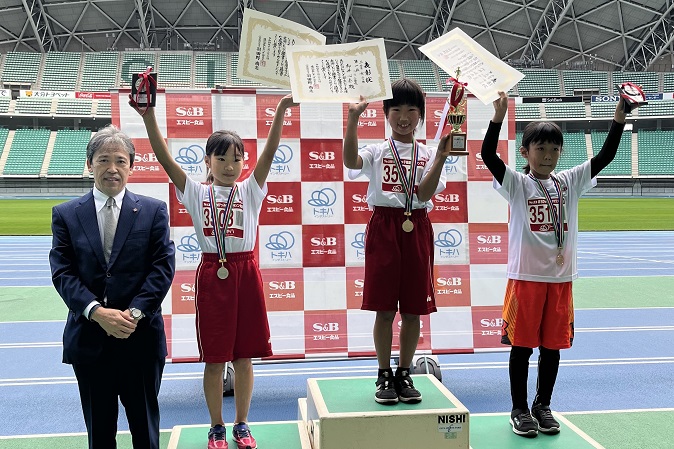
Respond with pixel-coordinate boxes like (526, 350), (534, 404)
(0, 0), (672, 72)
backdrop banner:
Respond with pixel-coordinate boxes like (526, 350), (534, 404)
(113, 88), (516, 362)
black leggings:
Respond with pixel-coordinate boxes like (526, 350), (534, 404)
(509, 346), (561, 411)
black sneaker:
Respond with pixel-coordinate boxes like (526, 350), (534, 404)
(532, 404), (560, 434)
(374, 370), (398, 404)
(510, 408), (539, 437)
(394, 369), (422, 403)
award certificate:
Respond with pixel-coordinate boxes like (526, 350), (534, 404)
(238, 9), (326, 88)
(420, 28), (524, 104)
(286, 38), (392, 103)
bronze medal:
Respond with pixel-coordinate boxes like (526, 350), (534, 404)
(556, 253), (564, 266)
(402, 219), (414, 233)
(217, 266), (229, 280)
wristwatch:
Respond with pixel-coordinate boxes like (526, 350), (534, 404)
(129, 308), (144, 321)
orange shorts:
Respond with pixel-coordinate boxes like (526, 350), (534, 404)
(501, 279), (574, 350)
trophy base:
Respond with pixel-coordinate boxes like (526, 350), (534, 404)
(448, 132), (469, 156)
(131, 72), (158, 107)
(447, 150), (470, 156)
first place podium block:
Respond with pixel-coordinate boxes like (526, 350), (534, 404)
(303, 375), (469, 449)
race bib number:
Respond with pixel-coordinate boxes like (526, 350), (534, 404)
(202, 200), (245, 238)
(380, 157), (426, 194)
(528, 197), (568, 232)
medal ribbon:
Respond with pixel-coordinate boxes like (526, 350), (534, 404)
(529, 174), (565, 250)
(387, 138), (419, 215)
(207, 183), (238, 263)
(128, 66), (156, 116)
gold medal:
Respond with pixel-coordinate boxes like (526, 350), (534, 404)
(556, 253), (564, 266)
(217, 265), (229, 280)
(402, 219), (414, 232)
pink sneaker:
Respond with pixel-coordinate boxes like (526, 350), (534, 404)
(232, 422), (257, 449)
(208, 424), (228, 449)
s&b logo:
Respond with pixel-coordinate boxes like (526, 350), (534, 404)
(176, 106), (205, 116)
(313, 322), (340, 332)
(477, 235), (502, 244)
(268, 281), (296, 290)
(267, 195), (294, 204)
(308, 151), (336, 161)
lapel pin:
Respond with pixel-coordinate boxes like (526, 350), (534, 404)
(133, 208), (138, 213)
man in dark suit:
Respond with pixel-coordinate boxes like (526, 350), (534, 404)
(49, 124), (175, 449)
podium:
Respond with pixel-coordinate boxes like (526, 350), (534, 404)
(301, 375), (470, 449)
(167, 421), (312, 449)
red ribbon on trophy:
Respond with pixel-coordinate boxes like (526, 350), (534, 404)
(129, 66), (157, 115)
(434, 70), (468, 142)
(447, 76), (468, 112)
(616, 82), (647, 114)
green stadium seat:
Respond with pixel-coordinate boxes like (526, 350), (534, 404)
(15, 98), (52, 115)
(663, 73), (674, 92)
(517, 69), (561, 97)
(515, 103), (541, 120)
(612, 72), (658, 95)
(637, 130), (674, 176)
(40, 52), (81, 91)
(544, 103), (586, 119)
(591, 131), (632, 176)
(401, 60), (438, 91)
(119, 52), (158, 87)
(388, 60), (402, 82)
(3, 128), (51, 176)
(47, 129), (92, 176)
(637, 100), (674, 117)
(80, 52), (119, 92)
(158, 52), (192, 87)
(1, 52), (42, 84)
(55, 99), (92, 116)
(562, 70), (609, 96)
(194, 53), (227, 88)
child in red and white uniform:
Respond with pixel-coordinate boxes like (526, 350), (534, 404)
(135, 95), (297, 449)
(344, 78), (456, 405)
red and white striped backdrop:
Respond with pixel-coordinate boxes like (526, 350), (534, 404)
(112, 88), (517, 362)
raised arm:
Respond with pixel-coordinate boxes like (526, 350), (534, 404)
(481, 91), (508, 185)
(343, 97), (368, 169)
(136, 106), (187, 193)
(417, 134), (450, 202)
(254, 94), (298, 188)
(590, 97), (629, 178)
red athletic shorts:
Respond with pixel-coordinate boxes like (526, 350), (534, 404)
(195, 252), (272, 363)
(501, 279), (574, 350)
(362, 206), (436, 315)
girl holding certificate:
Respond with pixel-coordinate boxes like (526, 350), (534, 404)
(482, 91), (635, 438)
(343, 78), (453, 405)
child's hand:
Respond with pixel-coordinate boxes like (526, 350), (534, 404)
(348, 96), (369, 119)
(278, 94), (299, 111)
(436, 134), (451, 158)
(492, 91), (507, 123)
(128, 94), (155, 117)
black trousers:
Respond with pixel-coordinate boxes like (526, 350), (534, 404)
(72, 348), (165, 449)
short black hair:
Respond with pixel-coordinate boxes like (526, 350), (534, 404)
(383, 78), (426, 123)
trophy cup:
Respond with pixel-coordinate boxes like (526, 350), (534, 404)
(131, 66), (157, 108)
(445, 68), (469, 155)
(616, 82), (647, 114)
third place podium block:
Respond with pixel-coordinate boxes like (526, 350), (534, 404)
(302, 374), (470, 449)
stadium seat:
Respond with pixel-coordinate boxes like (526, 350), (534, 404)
(194, 52), (228, 88)
(637, 130), (674, 176)
(591, 131), (632, 176)
(2, 128), (51, 176)
(47, 129), (92, 176)
(40, 52), (81, 91)
(401, 60), (438, 91)
(80, 52), (119, 92)
(1, 52), (42, 85)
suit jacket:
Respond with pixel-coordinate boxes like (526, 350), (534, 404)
(50, 189), (175, 364)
